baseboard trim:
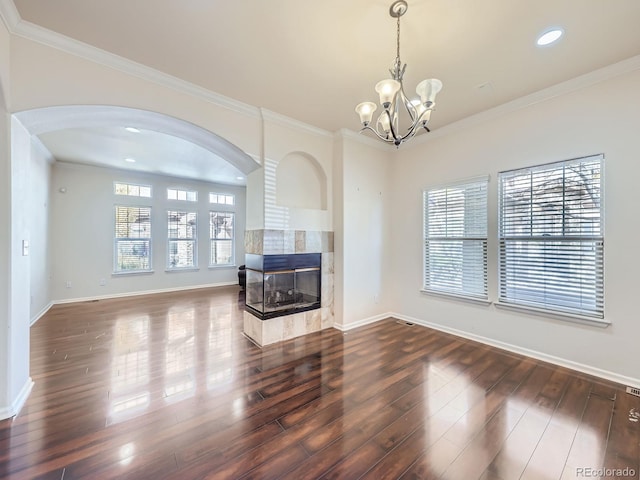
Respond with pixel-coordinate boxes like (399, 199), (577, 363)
(52, 282), (238, 306)
(30, 302), (54, 326)
(392, 312), (640, 390)
(0, 377), (34, 421)
(334, 312), (394, 332)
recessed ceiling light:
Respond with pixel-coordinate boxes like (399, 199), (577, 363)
(236, 176), (244, 180)
(125, 158), (136, 163)
(125, 127), (141, 133)
(537, 28), (563, 46)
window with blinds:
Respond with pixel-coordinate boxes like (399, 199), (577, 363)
(167, 211), (197, 269)
(498, 154), (604, 319)
(423, 178), (488, 299)
(114, 206), (152, 272)
(210, 212), (234, 266)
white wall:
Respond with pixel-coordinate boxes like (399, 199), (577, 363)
(335, 134), (392, 328)
(50, 162), (246, 301)
(391, 67), (640, 385)
(10, 36), (263, 160)
(245, 168), (264, 231)
(262, 114), (333, 232)
(276, 152), (327, 211)
(29, 141), (52, 322)
(0, 14), (12, 416)
(6, 117), (33, 417)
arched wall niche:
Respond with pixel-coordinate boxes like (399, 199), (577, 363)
(275, 151), (327, 211)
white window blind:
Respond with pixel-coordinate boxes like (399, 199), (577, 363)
(423, 178), (488, 299)
(167, 211), (197, 269)
(114, 206), (152, 272)
(210, 212), (234, 266)
(498, 154), (604, 319)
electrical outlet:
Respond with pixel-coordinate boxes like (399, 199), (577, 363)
(65, 281), (72, 289)
(99, 278), (107, 286)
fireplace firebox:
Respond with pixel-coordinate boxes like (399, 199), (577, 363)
(245, 253), (321, 320)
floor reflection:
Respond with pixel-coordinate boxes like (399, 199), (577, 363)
(106, 299), (240, 423)
(206, 302), (234, 390)
(109, 315), (151, 422)
(164, 306), (196, 403)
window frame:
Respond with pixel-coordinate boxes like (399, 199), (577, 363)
(113, 205), (153, 274)
(114, 182), (152, 198)
(209, 192), (235, 206)
(166, 210), (198, 270)
(167, 188), (198, 202)
(497, 154), (605, 321)
(209, 211), (235, 267)
(422, 176), (489, 302)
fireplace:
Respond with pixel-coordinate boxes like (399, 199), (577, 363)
(245, 253), (321, 320)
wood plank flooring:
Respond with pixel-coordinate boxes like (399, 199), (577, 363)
(1, 286), (639, 479)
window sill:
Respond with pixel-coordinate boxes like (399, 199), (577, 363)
(208, 264), (237, 270)
(493, 301), (609, 327)
(112, 270), (154, 277)
(165, 268), (200, 273)
(420, 289), (491, 305)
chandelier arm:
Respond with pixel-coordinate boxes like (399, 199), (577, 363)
(398, 124), (422, 143)
(396, 106), (435, 143)
(397, 86), (418, 124)
(384, 108), (403, 145)
(359, 125), (395, 144)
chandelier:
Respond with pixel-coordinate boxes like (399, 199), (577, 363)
(355, 1), (443, 147)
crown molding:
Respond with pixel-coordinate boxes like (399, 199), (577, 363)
(260, 108), (332, 139)
(9, 18), (262, 119)
(0, 0), (19, 31)
(0, 4), (340, 141)
(405, 54), (640, 150)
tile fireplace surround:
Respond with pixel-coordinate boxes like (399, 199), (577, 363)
(243, 229), (334, 346)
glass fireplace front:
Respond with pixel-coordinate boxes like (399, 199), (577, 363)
(245, 253), (321, 320)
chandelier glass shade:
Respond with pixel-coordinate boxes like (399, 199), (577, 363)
(355, 1), (443, 146)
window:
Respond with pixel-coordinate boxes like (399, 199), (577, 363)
(498, 154), (604, 319)
(167, 188), (197, 202)
(167, 211), (197, 269)
(423, 177), (488, 299)
(115, 182), (151, 198)
(209, 193), (235, 205)
(114, 206), (152, 272)
(209, 212), (234, 265)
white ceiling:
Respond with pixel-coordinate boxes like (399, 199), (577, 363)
(10, 0), (640, 182)
(38, 127), (249, 186)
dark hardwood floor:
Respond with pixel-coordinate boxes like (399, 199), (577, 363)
(1, 286), (638, 479)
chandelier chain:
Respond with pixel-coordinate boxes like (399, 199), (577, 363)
(396, 13), (401, 66)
